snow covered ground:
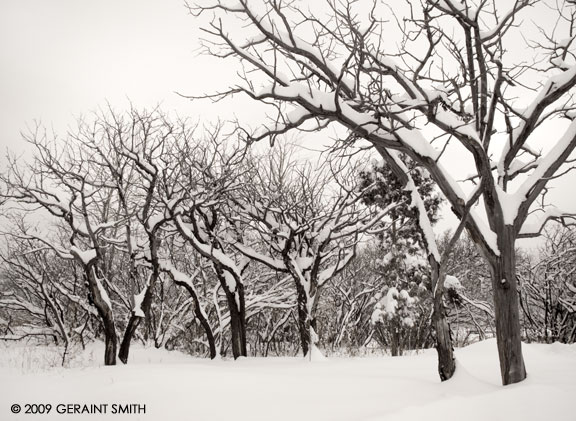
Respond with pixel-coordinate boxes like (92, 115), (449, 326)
(1, 339), (574, 421)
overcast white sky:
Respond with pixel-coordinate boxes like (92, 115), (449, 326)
(0, 0), (247, 154)
(0, 0), (574, 249)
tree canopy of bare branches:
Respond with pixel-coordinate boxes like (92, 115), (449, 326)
(190, 0), (576, 384)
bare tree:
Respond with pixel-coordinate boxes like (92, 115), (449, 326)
(0, 125), (130, 365)
(191, 0), (576, 384)
(320, 249), (382, 353)
(0, 228), (97, 363)
(161, 130), (251, 358)
(0, 109), (193, 365)
(158, 247), (219, 359)
(229, 146), (394, 356)
(242, 270), (296, 356)
(518, 225), (576, 343)
(146, 274), (197, 350)
(90, 109), (178, 364)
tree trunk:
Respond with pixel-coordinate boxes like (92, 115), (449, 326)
(118, 235), (162, 364)
(86, 267), (117, 366)
(295, 283), (312, 356)
(90, 299), (117, 365)
(390, 328), (399, 357)
(431, 261), (456, 381)
(118, 277), (155, 364)
(172, 277), (218, 359)
(228, 305), (247, 358)
(432, 297), (456, 380)
(224, 283), (247, 359)
(488, 227), (526, 385)
(102, 317), (117, 366)
(294, 280), (321, 358)
(118, 313), (141, 364)
(196, 306), (218, 359)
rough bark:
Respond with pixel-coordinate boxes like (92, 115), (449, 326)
(488, 226), (527, 385)
(431, 261), (456, 381)
(224, 281), (247, 359)
(295, 282), (311, 356)
(101, 319), (117, 366)
(432, 294), (456, 380)
(293, 275), (321, 357)
(118, 314), (140, 364)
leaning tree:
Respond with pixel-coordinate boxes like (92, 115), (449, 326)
(191, 0), (576, 384)
(1, 123), (127, 365)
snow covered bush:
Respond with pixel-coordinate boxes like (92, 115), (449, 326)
(371, 286), (429, 356)
(355, 158), (440, 355)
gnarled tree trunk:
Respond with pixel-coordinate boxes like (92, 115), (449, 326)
(118, 234), (160, 364)
(430, 260), (456, 381)
(432, 300), (455, 380)
(488, 226), (526, 385)
(295, 283), (313, 357)
(224, 281), (247, 359)
(118, 284), (155, 364)
(119, 314), (140, 364)
(101, 317), (117, 366)
(293, 276), (320, 358)
(171, 275), (217, 359)
(86, 266), (117, 366)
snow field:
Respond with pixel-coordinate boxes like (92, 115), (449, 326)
(0, 339), (574, 421)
